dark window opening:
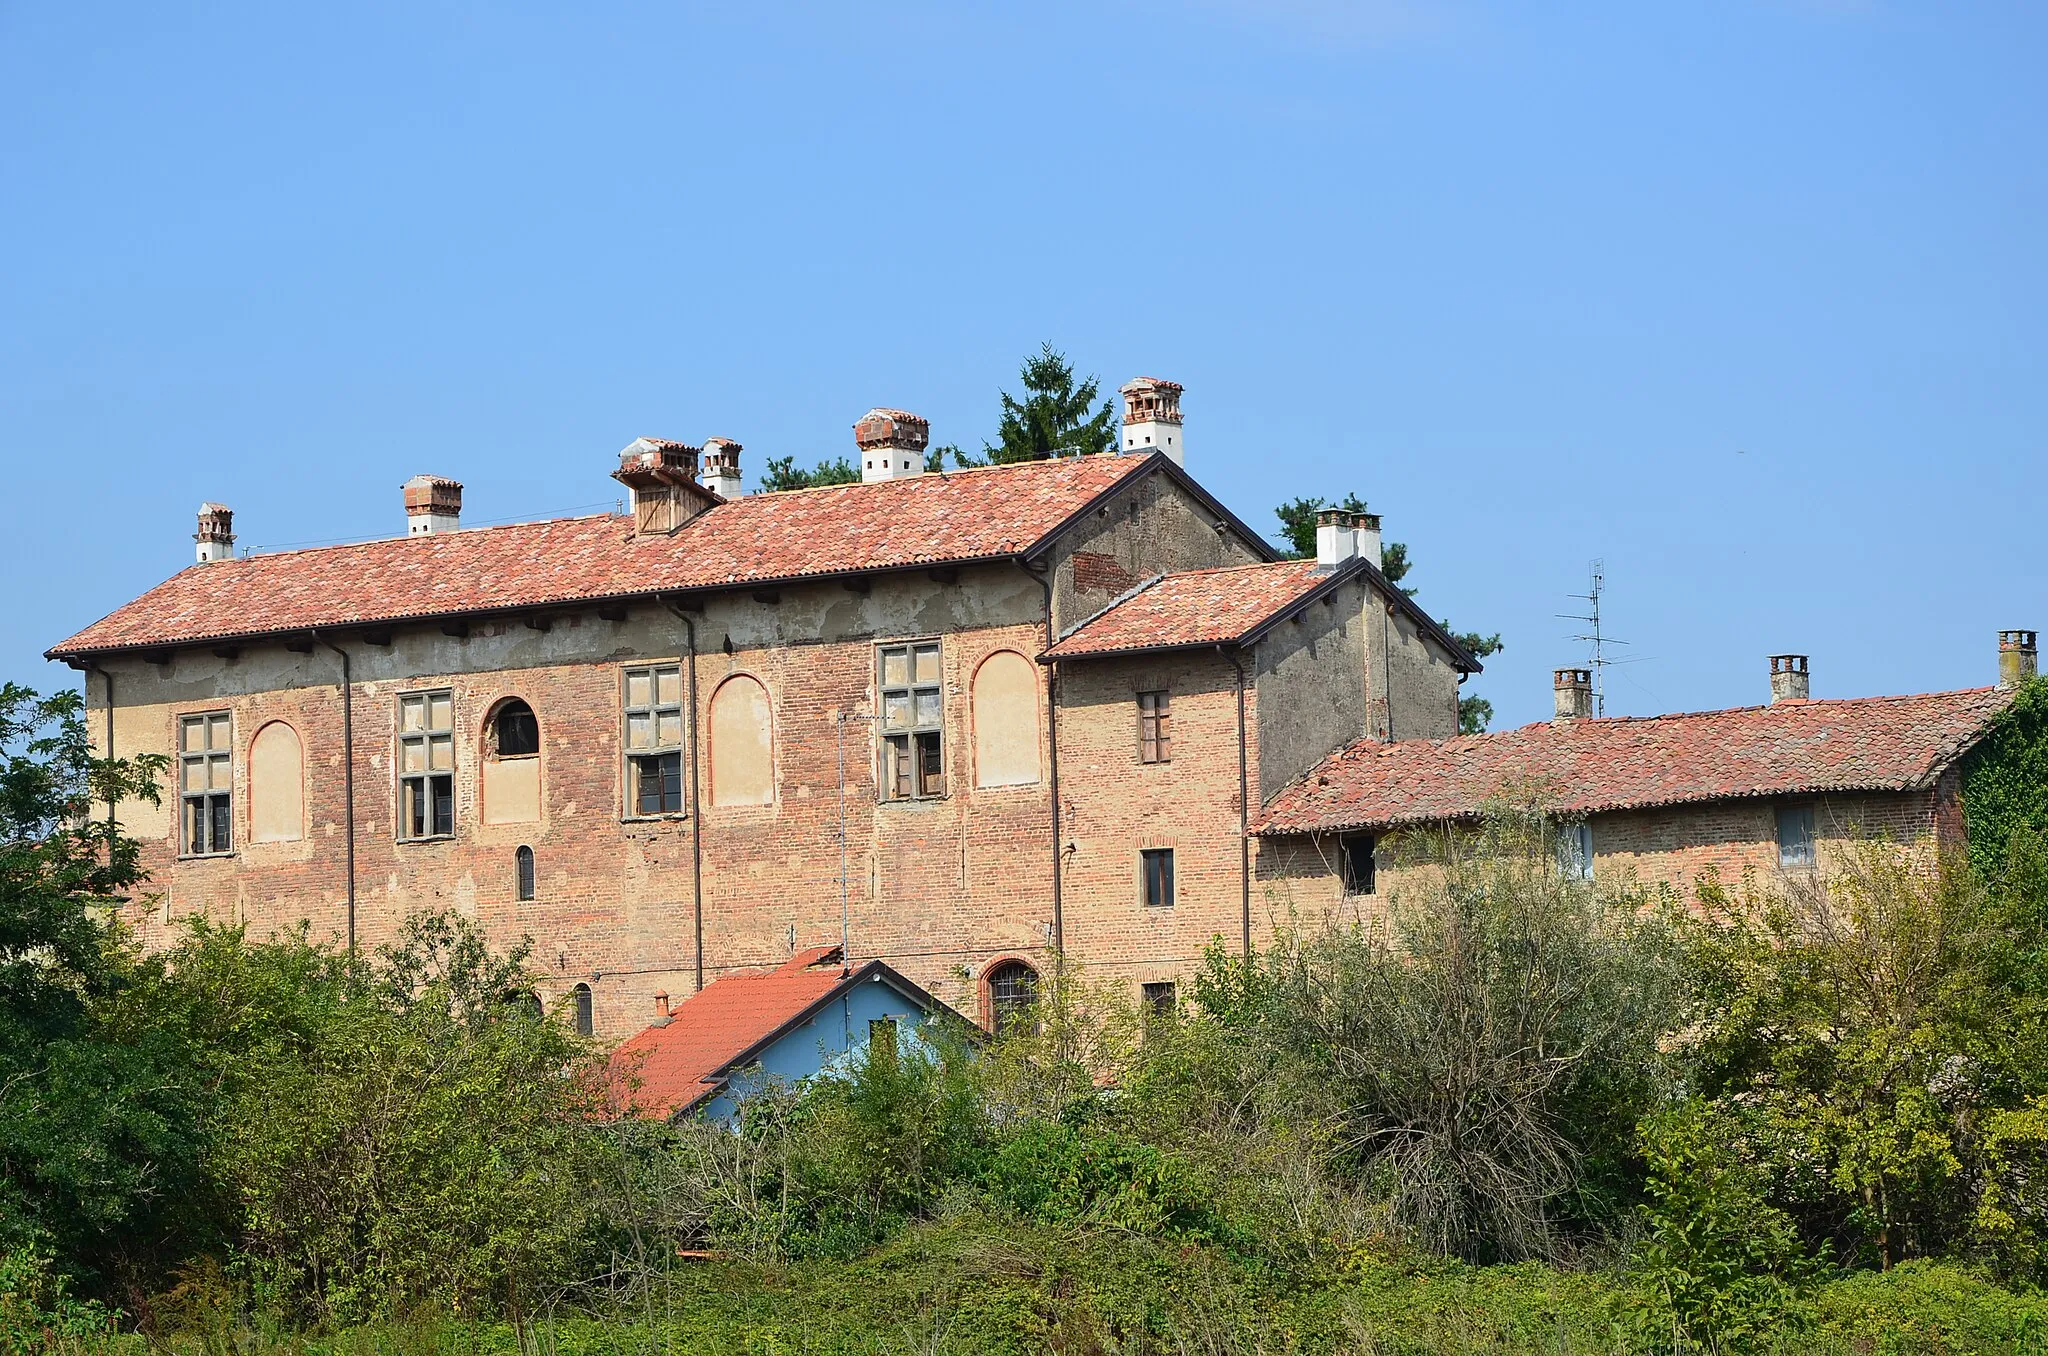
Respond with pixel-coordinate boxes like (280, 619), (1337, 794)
(1141, 848), (1176, 909)
(868, 1017), (898, 1071)
(1341, 834), (1377, 896)
(1138, 690), (1172, 763)
(1777, 803), (1816, 870)
(503, 990), (542, 1023)
(494, 699), (540, 758)
(515, 845), (536, 901)
(573, 982), (593, 1037)
(632, 752), (683, 816)
(987, 960), (1039, 1034)
(1142, 981), (1176, 1018)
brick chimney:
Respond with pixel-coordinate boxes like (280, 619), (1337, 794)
(654, 991), (669, 1018)
(403, 476), (462, 536)
(1314, 508), (1357, 567)
(854, 409), (929, 483)
(701, 437), (744, 500)
(2000, 630), (2038, 688)
(612, 437), (714, 535)
(1119, 377), (1184, 466)
(1554, 669), (1593, 722)
(1769, 654), (1810, 704)
(194, 502), (235, 563)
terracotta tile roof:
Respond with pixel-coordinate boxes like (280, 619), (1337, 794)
(1043, 559), (1333, 659)
(49, 455), (1152, 658)
(607, 946), (852, 1118)
(1256, 687), (2015, 836)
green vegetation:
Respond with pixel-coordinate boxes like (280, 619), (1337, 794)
(12, 686), (2048, 1353)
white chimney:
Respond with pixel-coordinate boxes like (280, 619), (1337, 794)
(701, 437), (744, 499)
(854, 409), (929, 483)
(1119, 377), (1184, 466)
(194, 503), (235, 563)
(403, 476), (462, 536)
(1354, 511), (1383, 569)
(1769, 655), (1810, 704)
(1314, 507), (1357, 567)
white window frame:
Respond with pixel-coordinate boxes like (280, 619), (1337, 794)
(179, 711), (234, 857)
(622, 663), (686, 818)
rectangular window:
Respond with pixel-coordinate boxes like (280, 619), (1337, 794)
(1341, 833), (1377, 895)
(1560, 822), (1594, 881)
(879, 641), (944, 801)
(1777, 803), (1815, 870)
(1141, 848), (1175, 909)
(623, 664), (685, 816)
(1142, 981), (1176, 1019)
(398, 690), (456, 840)
(1138, 689), (1171, 763)
(179, 712), (233, 856)
(868, 1018), (898, 1071)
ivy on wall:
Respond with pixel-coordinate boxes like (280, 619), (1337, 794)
(1959, 679), (2048, 880)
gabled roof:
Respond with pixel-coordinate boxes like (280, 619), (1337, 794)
(1041, 556), (1482, 670)
(51, 453), (1192, 659)
(1256, 687), (2015, 836)
(605, 946), (953, 1119)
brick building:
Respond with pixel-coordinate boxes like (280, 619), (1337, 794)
(1253, 638), (2040, 915)
(48, 382), (1479, 1038)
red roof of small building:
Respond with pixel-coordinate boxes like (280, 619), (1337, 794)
(1042, 560), (1332, 659)
(50, 454), (1158, 658)
(1256, 687), (2015, 835)
(607, 946), (854, 1119)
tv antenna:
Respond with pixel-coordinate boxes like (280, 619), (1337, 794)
(1557, 559), (1632, 717)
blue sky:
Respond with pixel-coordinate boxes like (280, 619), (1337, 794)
(3, 1), (2042, 727)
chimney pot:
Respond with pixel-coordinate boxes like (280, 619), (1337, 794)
(1769, 654), (1810, 703)
(701, 437), (744, 500)
(194, 502), (236, 563)
(853, 409), (930, 483)
(654, 991), (669, 1017)
(403, 476), (463, 536)
(1354, 511), (1383, 569)
(1314, 508), (1358, 567)
(1553, 668), (1593, 722)
(2000, 630), (2038, 688)
(1118, 376), (1185, 466)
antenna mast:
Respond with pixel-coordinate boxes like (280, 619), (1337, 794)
(1558, 559), (1629, 717)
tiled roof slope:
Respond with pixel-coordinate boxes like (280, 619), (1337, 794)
(1043, 559), (1331, 659)
(1257, 687), (2015, 835)
(607, 946), (851, 1119)
(50, 454), (1152, 657)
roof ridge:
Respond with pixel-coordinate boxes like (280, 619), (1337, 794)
(235, 511), (623, 565)
(1051, 571), (1168, 644)
(744, 452), (1134, 501)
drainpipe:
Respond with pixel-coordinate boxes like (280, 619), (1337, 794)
(311, 632), (357, 955)
(661, 598), (707, 992)
(1019, 557), (1064, 961)
(1223, 646), (1252, 958)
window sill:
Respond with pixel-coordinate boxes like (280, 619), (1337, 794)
(177, 851), (237, 862)
(621, 813), (689, 825)
(879, 796), (950, 808)
(397, 835), (457, 846)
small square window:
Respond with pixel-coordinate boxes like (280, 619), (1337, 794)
(1777, 804), (1815, 870)
(1341, 834), (1377, 895)
(1141, 848), (1175, 909)
(1141, 981), (1176, 1018)
(1560, 823), (1594, 881)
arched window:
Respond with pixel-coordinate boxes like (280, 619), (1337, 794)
(515, 845), (536, 901)
(573, 982), (593, 1037)
(494, 699), (540, 757)
(248, 721), (305, 843)
(972, 651), (1041, 788)
(483, 698), (541, 825)
(708, 675), (774, 806)
(986, 959), (1040, 1034)
(503, 990), (542, 1023)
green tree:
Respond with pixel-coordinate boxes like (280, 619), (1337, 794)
(1274, 495), (1505, 733)
(931, 343), (1119, 471)
(757, 454), (859, 492)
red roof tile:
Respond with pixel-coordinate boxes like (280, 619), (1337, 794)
(1256, 687), (2015, 835)
(50, 455), (1153, 658)
(607, 946), (850, 1118)
(1042, 559), (1334, 659)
